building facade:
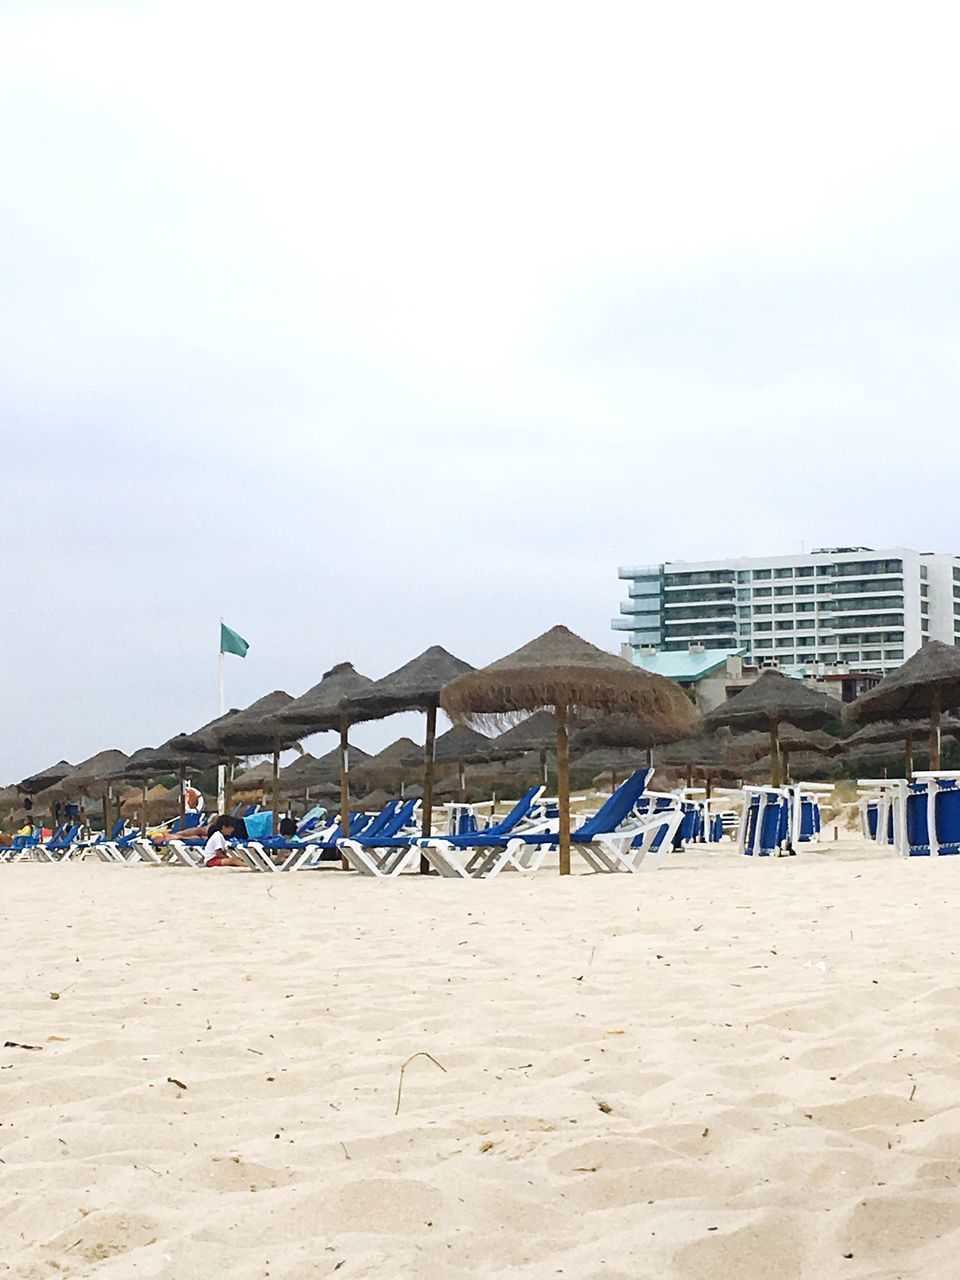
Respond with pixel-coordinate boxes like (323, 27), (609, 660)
(614, 547), (960, 675)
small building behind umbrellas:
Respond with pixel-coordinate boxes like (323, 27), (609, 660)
(844, 642), (960, 770)
(703, 670), (837, 787)
(342, 646), (475, 851)
(442, 625), (699, 875)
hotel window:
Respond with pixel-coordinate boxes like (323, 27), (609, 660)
(754, 638), (773, 649)
(796, 567), (815, 578)
(796, 602), (816, 613)
(775, 620), (793, 631)
(753, 569), (772, 580)
(754, 587), (772, 598)
(774, 568), (793, 579)
(774, 586), (793, 597)
(737, 571), (751, 582)
(774, 603), (793, 615)
(796, 585), (815, 596)
(754, 621), (772, 632)
(886, 649), (904, 659)
(819, 652), (838, 663)
(798, 652), (815, 662)
(775, 637), (794, 648)
(862, 650), (882, 661)
(754, 605), (773, 616)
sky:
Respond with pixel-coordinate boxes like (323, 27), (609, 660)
(2, 1), (960, 780)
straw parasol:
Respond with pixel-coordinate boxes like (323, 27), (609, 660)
(704, 670), (837, 787)
(231, 760), (276, 796)
(59, 749), (130, 829)
(844, 642), (960, 770)
(280, 744), (371, 796)
(352, 738), (423, 791)
(841, 714), (960, 778)
(571, 746), (651, 792)
(479, 710), (558, 784)
(357, 788), (393, 810)
(18, 760), (75, 795)
(441, 625), (699, 875)
(655, 732), (741, 793)
(207, 691), (299, 833)
(275, 662), (375, 851)
(404, 725), (492, 801)
(745, 750), (843, 784)
(343, 646), (475, 857)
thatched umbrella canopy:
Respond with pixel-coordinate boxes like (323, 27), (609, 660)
(274, 662), (375, 851)
(280, 744), (371, 796)
(655, 732), (740, 792)
(845, 642), (960, 769)
(231, 760), (276, 796)
(441, 625), (700, 875)
(478, 711), (559, 784)
(208, 691), (299, 832)
(571, 746), (651, 793)
(404, 725), (493, 801)
(704, 670), (837, 786)
(357, 788), (393, 810)
(841, 715), (960, 778)
(343, 647), (475, 852)
(66, 750), (129, 794)
(352, 738), (423, 792)
(745, 750), (843, 784)
(18, 760), (75, 795)
(572, 710), (688, 753)
(120, 783), (179, 825)
(104, 745), (181, 832)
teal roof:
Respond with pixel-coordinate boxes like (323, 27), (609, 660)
(633, 648), (743, 683)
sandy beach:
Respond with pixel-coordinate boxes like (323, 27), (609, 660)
(3, 840), (960, 1278)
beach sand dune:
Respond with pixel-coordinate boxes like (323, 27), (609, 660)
(3, 842), (960, 1278)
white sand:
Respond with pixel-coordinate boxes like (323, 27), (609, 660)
(3, 840), (960, 1278)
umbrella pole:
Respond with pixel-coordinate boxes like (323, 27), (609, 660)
(420, 705), (438, 874)
(224, 760), (234, 816)
(930, 690), (942, 770)
(685, 765), (693, 789)
(540, 748), (548, 787)
(458, 759), (465, 802)
(782, 748), (791, 784)
(611, 771), (618, 795)
(178, 766), (186, 827)
(339, 719), (351, 842)
(101, 791), (109, 835)
(770, 721), (781, 788)
(556, 702), (571, 876)
(141, 781), (148, 835)
(271, 744), (280, 835)
(905, 729), (914, 780)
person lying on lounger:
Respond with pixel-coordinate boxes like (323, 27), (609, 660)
(203, 818), (246, 867)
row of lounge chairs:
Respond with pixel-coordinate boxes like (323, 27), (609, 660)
(2, 771), (696, 877)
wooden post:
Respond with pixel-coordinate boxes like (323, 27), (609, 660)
(770, 720), (781, 788)
(339, 719), (351, 840)
(224, 759), (234, 816)
(905, 729), (914, 780)
(101, 792), (110, 835)
(457, 759), (466, 802)
(540, 748), (548, 786)
(685, 764), (693, 789)
(178, 765), (186, 827)
(271, 743), (280, 835)
(782, 748), (791, 784)
(419, 704), (437, 874)
(141, 781), (148, 834)
(556, 702), (571, 876)
(930, 689), (942, 771)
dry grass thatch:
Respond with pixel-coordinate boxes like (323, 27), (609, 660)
(64, 750), (129, 794)
(480, 711), (559, 759)
(352, 738), (423, 786)
(214, 691), (299, 755)
(280, 744), (370, 789)
(231, 761), (276, 794)
(845, 641), (960, 726)
(277, 662), (375, 734)
(441, 626), (699, 735)
(344, 647), (475, 721)
(404, 725), (492, 767)
(724, 723), (841, 763)
(17, 759), (75, 794)
(704, 669), (838, 732)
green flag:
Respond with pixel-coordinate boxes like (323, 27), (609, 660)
(220, 623), (249, 658)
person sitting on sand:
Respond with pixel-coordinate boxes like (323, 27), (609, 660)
(203, 818), (245, 868)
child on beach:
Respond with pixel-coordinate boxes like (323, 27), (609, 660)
(203, 818), (245, 868)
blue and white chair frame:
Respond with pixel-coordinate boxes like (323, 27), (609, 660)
(901, 770), (960, 857)
(736, 786), (791, 857)
(857, 778), (909, 857)
(785, 783), (833, 849)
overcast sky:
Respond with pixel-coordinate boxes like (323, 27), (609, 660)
(2, 2), (960, 781)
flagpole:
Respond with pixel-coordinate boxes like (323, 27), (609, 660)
(217, 639), (225, 812)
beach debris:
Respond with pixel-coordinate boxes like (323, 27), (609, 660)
(480, 1141), (494, 1153)
(49, 992), (60, 1000)
(909, 1084), (917, 1102)
(166, 1076), (188, 1090)
(596, 1100), (613, 1115)
(3, 1041), (42, 1051)
(394, 1052), (447, 1116)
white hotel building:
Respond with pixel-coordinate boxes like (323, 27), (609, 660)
(614, 547), (960, 675)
